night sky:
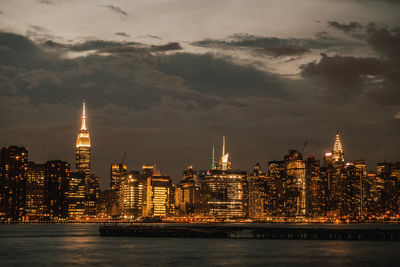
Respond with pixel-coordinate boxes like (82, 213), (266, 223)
(0, 0), (399, 188)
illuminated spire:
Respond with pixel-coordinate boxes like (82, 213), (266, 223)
(212, 143), (215, 170)
(333, 132), (343, 153)
(81, 101), (87, 130)
(222, 136), (226, 156)
(76, 101), (90, 148)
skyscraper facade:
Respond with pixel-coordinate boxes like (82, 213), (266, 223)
(305, 155), (324, 217)
(120, 172), (145, 218)
(85, 174), (100, 216)
(145, 172), (173, 217)
(68, 171), (85, 219)
(0, 146), (28, 221)
(285, 150), (306, 217)
(110, 163), (128, 192)
(76, 102), (91, 181)
(26, 162), (46, 221)
(175, 166), (200, 215)
(45, 160), (70, 220)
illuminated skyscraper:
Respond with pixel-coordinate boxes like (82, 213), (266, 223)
(248, 163), (274, 218)
(85, 174), (100, 216)
(76, 101), (91, 179)
(68, 171), (85, 219)
(45, 160), (70, 220)
(305, 156), (324, 217)
(175, 166), (200, 215)
(267, 160), (286, 216)
(120, 172), (145, 218)
(199, 169), (247, 218)
(75, 102), (98, 216)
(26, 162), (47, 221)
(0, 146), (28, 221)
(322, 132), (346, 217)
(332, 132), (344, 169)
(339, 162), (365, 218)
(119, 166), (155, 218)
(145, 172), (173, 217)
(110, 163), (128, 192)
(285, 150), (306, 217)
(199, 141), (246, 219)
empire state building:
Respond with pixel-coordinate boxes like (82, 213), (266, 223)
(76, 102), (91, 177)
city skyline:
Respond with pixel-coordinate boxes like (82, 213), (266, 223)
(1, 0), (400, 188)
(1, 100), (397, 188)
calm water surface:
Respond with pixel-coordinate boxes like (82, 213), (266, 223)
(0, 224), (399, 266)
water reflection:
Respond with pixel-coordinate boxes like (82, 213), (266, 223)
(0, 224), (399, 266)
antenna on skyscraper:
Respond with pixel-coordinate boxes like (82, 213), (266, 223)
(222, 136), (226, 156)
(212, 143), (215, 169)
(121, 150), (127, 165)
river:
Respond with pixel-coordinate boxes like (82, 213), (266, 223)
(0, 224), (399, 266)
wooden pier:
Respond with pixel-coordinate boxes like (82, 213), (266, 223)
(99, 224), (400, 241)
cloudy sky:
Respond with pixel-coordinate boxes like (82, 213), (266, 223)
(0, 0), (399, 187)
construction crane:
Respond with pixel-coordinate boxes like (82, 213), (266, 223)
(300, 141), (307, 156)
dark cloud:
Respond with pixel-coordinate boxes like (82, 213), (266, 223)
(262, 47), (309, 57)
(0, 32), (44, 67)
(301, 53), (385, 91)
(328, 21), (363, 32)
(146, 35), (161, 40)
(306, 23), (400, 105)
(41, 40), (68, 49)
(70, 40), (134, 51)
(192, 33), (361, 57)
(150, 42), (182, 52)
(156, 53), (289, 99)
(101, 5), (129, 17)
(38, 0), (55, 4)
(365, 23), (400, 61)
(115, 32), (130, 37)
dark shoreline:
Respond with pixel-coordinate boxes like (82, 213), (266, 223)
(98, 224), (400, 241)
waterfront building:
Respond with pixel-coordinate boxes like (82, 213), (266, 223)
(175, 166), (200, 215)
(145, 172), (173, 217)
(339, 161), (365, 218)
(85, 173), (100, 216)
(0, 146), (28, 221)
(120, 171), (146, 218)
(26, 162), (47, 221)
(199, 169), (247, 218)
(199, 139), (247, 219)
(110, 163), (127, 192)
(45, 160), (70, 220)
(248, 163), (273, 218)
(119, 165), (156, 218)
(374, 162), (400, 215)
(305, 155), (324, 217)
(68, 171), (85, 219)
(284, 150), (306, 217)
(97, 189), (118, 218)
(267, 160), (286, 216)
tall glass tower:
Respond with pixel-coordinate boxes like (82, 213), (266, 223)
(75, 102), (91, 178)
